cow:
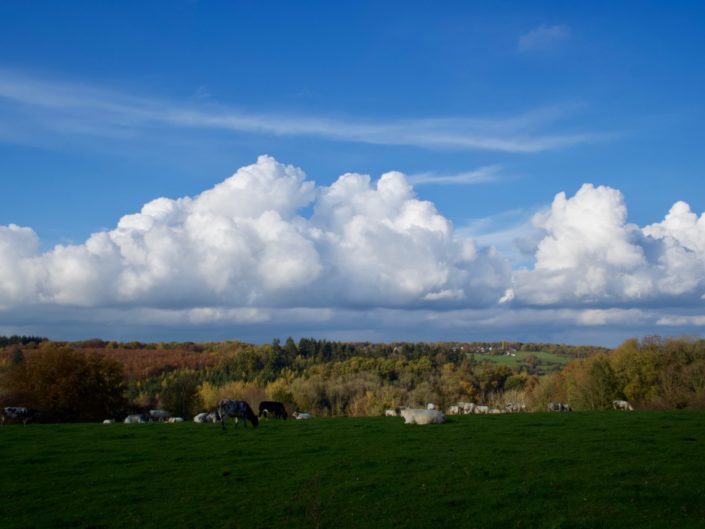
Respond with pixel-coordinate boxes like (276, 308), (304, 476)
(124, 414), (150, 423)
(489, 408), (503, 414)
(548, 402), (571, 412)
(1, 407), (39, 425)
(194, 412), (219, 423)
(168, 417), (184, 423)
(457, 402), (475, 414)
(292, 411), (313, 420)
(426, 403), (437, 410)
(258, 401), (288, 420)
(149, 409), (170, 422)
(216, 399), (258, 430)
(102, 419), (115, 424)
(612, 400), (634, 411)
(400, 408), (446, 425)
(473, 405), (490, 414)
(505, 402), (526, 413)
(447, 405), (461, 415)
(385, 408), (399, 417)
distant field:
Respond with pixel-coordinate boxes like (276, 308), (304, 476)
(472, 350), (570, 372)
(2, 412), (704, 529)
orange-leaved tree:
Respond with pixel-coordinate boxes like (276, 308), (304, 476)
(1, 343), (127, 422)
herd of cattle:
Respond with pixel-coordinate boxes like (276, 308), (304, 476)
(1, 398), (636, 426)
(114, 400), (301, 429)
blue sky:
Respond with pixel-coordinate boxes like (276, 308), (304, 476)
(1, 1), (704, 345)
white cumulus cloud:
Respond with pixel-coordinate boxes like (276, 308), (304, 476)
(512, 184), (705, 305)
(3, 159), (705, 343)
(0, 156), (510, 313)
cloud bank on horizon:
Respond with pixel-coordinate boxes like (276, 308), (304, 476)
(1, 155), (704, 344)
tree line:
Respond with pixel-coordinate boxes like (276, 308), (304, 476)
(0, 336), (702, 422)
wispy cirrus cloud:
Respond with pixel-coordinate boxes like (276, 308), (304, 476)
(518, 24), (571, 52)
(0, 69), (602, 154)
(407, 165), (504, 186)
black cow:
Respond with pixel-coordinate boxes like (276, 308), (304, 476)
(216, 399), (259, 430)
(1, 407), (39, 425)
(258, 401), (288, 420)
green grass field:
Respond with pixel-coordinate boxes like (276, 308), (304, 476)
(2, 412), (704, 529)
(473, 350), (570, 373)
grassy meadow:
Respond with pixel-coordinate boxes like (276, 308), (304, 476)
(472, 350), (570, 373)
(2, 412), (705, 529)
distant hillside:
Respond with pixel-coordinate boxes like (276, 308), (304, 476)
(0, 337), (612, 421)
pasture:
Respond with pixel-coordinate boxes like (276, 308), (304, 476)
(472, 350), (569, 373)
(2, 412), (704, 529)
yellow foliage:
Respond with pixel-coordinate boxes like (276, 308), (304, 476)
(198, 381), (265, 410)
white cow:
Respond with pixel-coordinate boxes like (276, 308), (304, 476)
(293, 411), (312, 420)
(102, 419), (115, 424)
(400, 408), (446, 425)
(168, 417), (184, 423)
(426, 403), (437, 410)
(447, 405), (461, 415)
(193, 412), (209, 423)
(612, 400), (634, 411)
(489, 408), (503, 414)
(458, 402), (475, 414)
(149, 409), (170, 422)
(473, 405), (490, 414)
(124, 414), (150, 424)
(384, 409), (398, 417)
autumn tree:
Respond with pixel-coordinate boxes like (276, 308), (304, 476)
(159, 372), (202, 417)
(566, 355), (619, 410)
(2, 344), (127, 421)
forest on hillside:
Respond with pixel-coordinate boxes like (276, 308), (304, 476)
(1, 336), (703, 422)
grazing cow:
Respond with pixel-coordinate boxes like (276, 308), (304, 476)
(216, 399), (258, 430)
(447, 405), (460, 415)
(1, 407), (39, 425)
(385, 408), (399, 417)
(562, 403), (572, 412)
(505, 402), (526, 413)
(400, 408), (446, 425)
(473, 405), (490, 414)
(457, 402), (475, 414)
(489, 408), (503, 414)
(168, 417), (184, 423)
(124, 414), (150, 424)
(426, 403), (437, 410)
(149, 409), (170, 422)
(102, 419), (115, 424)
(612, 400), (634, 411)
(258, 401), (288, 420)
(292, 411), (313, 420)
